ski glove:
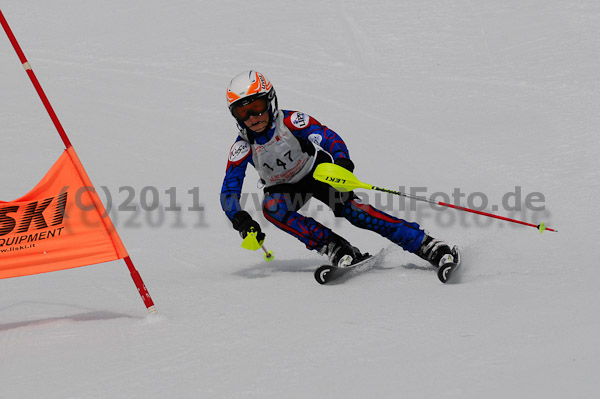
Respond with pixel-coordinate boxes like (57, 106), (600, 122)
(232, 211), (266, 242)
(334, 157), (355, 173)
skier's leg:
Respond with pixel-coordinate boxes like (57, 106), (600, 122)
(262, 191), (366, 266)
(339, 198), (457, 267)
(306, 161), (456, 267)
(262, 192), (330, 250)
(340, 198), (426, 253)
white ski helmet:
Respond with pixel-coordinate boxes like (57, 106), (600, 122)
(226, 70), (278, 127)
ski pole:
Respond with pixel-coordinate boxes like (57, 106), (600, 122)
(260, 245), (274, 261)
(241, 229), (275, 261)
(314, 163), (557, 233)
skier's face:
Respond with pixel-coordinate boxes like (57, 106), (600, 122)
(244, 112), (270, 133)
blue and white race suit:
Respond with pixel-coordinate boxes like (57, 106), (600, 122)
(220, 109), (424, 253)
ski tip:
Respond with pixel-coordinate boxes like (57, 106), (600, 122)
(315, 265), (334, 285)
(437, 246), (461, 284)
(438, 262), (461, 284)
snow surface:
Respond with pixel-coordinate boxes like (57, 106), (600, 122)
(1, 1), (599, 398)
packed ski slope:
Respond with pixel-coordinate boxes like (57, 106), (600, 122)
(1, 1), (599, 398)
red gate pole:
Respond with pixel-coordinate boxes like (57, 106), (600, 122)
(1, 10), (156, 313)
(125, 256), (156, 313)
(0, 9), (72, 148)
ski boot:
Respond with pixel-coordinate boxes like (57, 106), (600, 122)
(315, 233), (372, 284)
(417, 234), (461, 283)
(322, 232), (368, 268)
(416, 234), (458, 268)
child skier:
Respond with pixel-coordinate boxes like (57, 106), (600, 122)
(220, 70), (457, 270)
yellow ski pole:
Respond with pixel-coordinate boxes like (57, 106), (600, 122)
(241, 228), (274, 261)
(314, 163), (557, 233)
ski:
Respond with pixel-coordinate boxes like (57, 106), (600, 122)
(437, 246), (462, 284)
(314, 247), (462, 284)
(314, 250), (384, 285)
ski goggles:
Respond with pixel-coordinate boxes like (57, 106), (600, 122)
(231, 97), (269, 121)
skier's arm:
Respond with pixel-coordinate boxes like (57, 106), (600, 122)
(220, 139), (266, 242)
(283, 111), (354, 171)
(220, 140), (252, 222)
